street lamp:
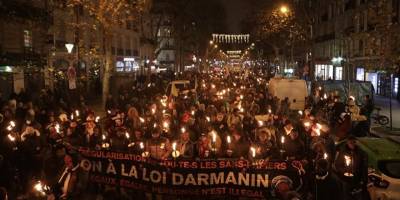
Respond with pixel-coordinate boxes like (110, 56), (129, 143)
(280, 5), (289, 14)
(65, 43), (74, 54)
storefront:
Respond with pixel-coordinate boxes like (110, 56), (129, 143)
(315, 64), (333, 80)
(115, 57), (140, 72)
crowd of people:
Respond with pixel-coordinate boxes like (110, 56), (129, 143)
(0, 70), (374, 200)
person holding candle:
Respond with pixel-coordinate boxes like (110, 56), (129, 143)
(313, 159), (344, 200)
(283, 129), (305, 160)
(146, 127), (171, 160)
(252, 128), (279, 159)
(333, 136), (369, 200)
(229, 125), (250, 159)
(175, 130), (194, 158)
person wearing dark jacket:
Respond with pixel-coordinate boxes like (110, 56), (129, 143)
(314, 159), (343, 200)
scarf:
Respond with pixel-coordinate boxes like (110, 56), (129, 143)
(58, 164), (79, 196)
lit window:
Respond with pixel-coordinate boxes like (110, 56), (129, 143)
(116, 61), (125, 72)
(24, 30), (32, 49)
(356, 68), (365, 81)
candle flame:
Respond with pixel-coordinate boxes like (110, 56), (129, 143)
(212, 131), (217, 143)
(206, 116), (211, 122)
(55, 123), (60, 134)
(281, 136), (285, 144)
(140, 142), (144, 149)
(139, 117), (145, 123)
(75, 110), (79, 117)
(8, 134), (15, 142)
(250, 147), (256, 158)
(172, 142), (177, 151)
(324, 153), (328, 159)
(102, 134), (106, 141)
(125, 132), (130, 139)
(344, 155), (351, 167)
(181, 127), (186, 133)
(95, 116), (100, 123)
(227, 135), (231, 144)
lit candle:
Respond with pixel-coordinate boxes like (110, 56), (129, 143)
(323, 153), (328, 159)
(227, 136), (231, 144)
(153, 123), (157, 128)
(140, 142), (144, 150)
(298, 110), (303, 115)
(191, 110), (195, 115)
(250, 147), (256, 158)
(172, 142), (177, 151)
(125, 132), (130, 139)
(75, 110), (79, 117)
(151, 108), (156, 115)
(181, 127), (186, 133)
(268, 109), (272, 114)
(7, 134), (16, 142)
(240, 95), (244, 100)
(206, 116), (211, 122)
(10, 121), (16, 127)
(107, 110), (111, 114)
(139, 117), (145, 123)
(212, 131), (217, 143)
(258, 121), (264, 127)
(102, 134), (106, 141)
(95, 116), (100, 123)
(163, 121), (169, 129)
(281, 136), (285, 145)
(324, 94), (328, 99)
(344, 155), (351, 167)
(172, 142), (180, 158)
(70, 114), (74, 120)
(344, 155), (353, 177)
(55, 123), (60, 134)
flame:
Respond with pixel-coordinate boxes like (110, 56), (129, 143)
(250, 147), (256, 158)
(344, 155), (352, 167)
(227, 136), (231, 144)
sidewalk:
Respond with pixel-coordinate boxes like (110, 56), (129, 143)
(373, 95), (400, 128)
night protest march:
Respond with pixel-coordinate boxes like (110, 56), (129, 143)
(1, 0), (400, 200)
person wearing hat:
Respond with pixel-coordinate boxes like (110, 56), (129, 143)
(229, 125), (250, 159)
(251, 127), (279, 160)
(313, 159), (343, 200)
(271, 175), (294, 200)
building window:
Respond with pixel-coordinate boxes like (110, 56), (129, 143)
(116, 61), (125, 72)
(356, 68), (365, 81)
(24, 30), (32, 50)
(335, 67), (343, 80)
(315, 64), (334, 80)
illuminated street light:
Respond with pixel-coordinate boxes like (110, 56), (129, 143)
(280, 5), (289, 14)
(65, 43), (74, 53)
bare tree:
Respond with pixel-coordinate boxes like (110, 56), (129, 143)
(67, 0), (143, 105)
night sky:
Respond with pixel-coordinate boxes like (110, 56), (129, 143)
(219, 0), (250, 33)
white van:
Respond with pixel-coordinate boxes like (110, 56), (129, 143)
(268, 78), (308, 110)
(165, 80), (196, 97)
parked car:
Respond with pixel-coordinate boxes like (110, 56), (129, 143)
(357, 137), (400, 200)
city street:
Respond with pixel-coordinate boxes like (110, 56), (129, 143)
(1, 1), (400, 200)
